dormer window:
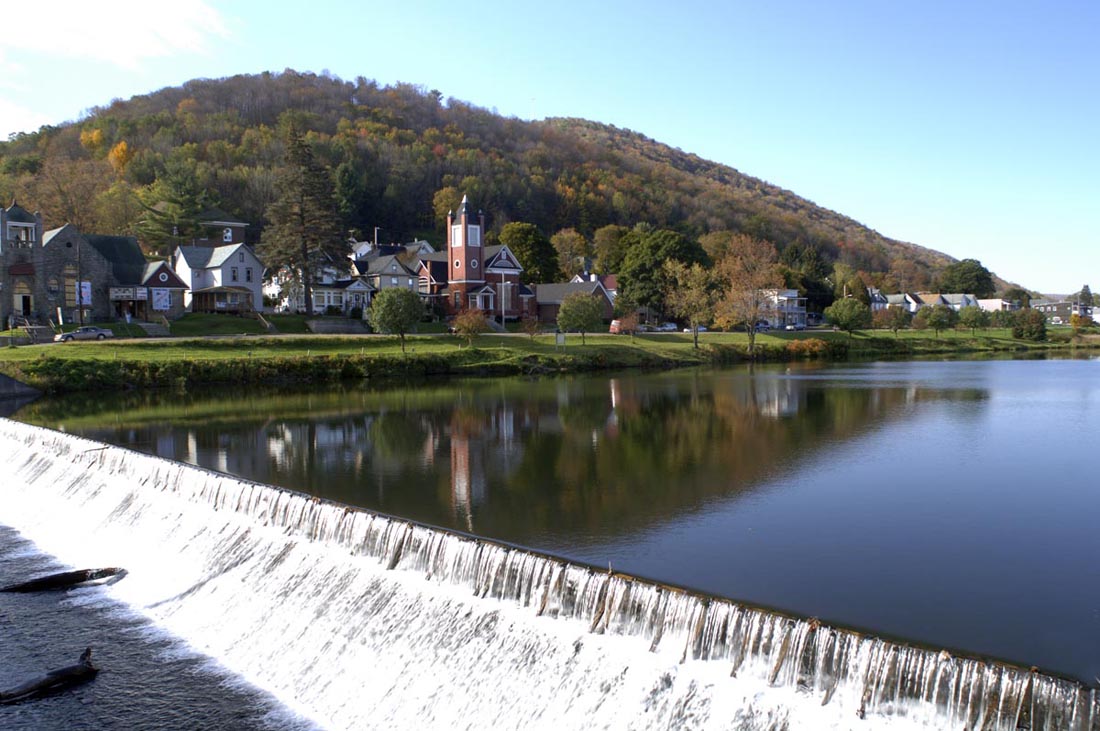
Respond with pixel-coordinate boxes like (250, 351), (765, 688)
(223, 227), (233, 242)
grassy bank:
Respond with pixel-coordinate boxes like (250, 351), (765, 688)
(0, 328), (1096, 394)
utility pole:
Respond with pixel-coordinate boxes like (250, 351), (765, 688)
(77, 239), (84, 326)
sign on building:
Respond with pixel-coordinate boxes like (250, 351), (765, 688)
(151, 288), (171, 311)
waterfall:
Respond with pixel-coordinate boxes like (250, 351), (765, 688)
(1, 418), (1095, 730)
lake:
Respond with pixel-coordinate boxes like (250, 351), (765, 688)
(13, 357), (1100, 684)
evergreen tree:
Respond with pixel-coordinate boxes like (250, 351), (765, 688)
(136, 159), (211, 255)
(260, 128), (346, 315)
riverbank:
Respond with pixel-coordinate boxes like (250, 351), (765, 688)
(0, 328), (1095, 394)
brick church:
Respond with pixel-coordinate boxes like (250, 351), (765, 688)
(416, 196), (535, 321)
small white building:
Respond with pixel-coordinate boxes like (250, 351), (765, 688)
(173, 243), (265, 314)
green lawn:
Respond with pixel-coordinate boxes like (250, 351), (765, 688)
(168, 313), (268, 337)
(0, 326), (1092, 368)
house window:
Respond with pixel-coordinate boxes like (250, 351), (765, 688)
(231, 267), (239, 282)
(239, 252), (245, 262)
(245, 268), (253, 282)
(223, 227), (233, 242)
(451, 224), (462, 247)
(391, 277), (398, 285)
(468, 226), (481, 247)
(454, 292), (461, 307)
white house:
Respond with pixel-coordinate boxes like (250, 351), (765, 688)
(760, 289), (807, 329)
(173, 243), (265, 314)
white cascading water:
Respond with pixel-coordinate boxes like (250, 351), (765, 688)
(0, 418), (1096, 730)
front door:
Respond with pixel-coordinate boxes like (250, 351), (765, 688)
(19, 295), (31, 318)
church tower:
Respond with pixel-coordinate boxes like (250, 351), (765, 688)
(446, 195), (485, 294)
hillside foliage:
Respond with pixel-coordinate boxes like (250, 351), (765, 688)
(1, 69), (967, 291)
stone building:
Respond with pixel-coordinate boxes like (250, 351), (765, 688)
(1, 202), (117, 327)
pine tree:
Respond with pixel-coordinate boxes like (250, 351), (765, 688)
(260, 128), (346, 314)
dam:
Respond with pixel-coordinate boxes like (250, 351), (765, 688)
(0, 417), (1096, 730)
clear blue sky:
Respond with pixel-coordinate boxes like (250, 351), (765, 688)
(4, 0), (1097, 294)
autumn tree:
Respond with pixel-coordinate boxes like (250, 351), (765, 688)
(499, 222), (560, 284)
(368, 288), (424, 352)
(824, 297), (871, 338)
(556, 292), (605, 345)
(713, 234), (783, 356)
(108, 141), (134, 176)
(550, 228), (590, 278)
(259, 127), (346, 315)
(452, 308), (490, 347)
(663, 260), (718, 349)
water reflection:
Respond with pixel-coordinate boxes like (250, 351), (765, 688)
(15, 365), (982, 545)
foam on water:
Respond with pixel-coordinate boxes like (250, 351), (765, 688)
(1, 418), (1095, 730)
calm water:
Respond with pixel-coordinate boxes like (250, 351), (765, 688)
(13, 358), (1100, 682)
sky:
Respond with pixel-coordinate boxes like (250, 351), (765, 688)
(2, 0), (1097, 294)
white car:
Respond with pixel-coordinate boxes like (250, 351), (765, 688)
(683, 326), (708, 333)
(54, 326), (114, 342)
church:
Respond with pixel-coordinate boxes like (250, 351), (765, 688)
(416, 196), (536, 322)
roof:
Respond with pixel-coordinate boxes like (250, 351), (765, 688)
(914, 293), (945, 306)
(85, 234), (146, 285)
(363, 254), (415, 277)
(329, 278), (374, 291)
(198, 208), (248, 226)
(42, 224), (79, 245)
(4, 199), (36, 224)
(418, 251), (449, 263)
(885, 294), (911, 305)
(534, 281), (610, 305)
(192, 285), (254, 294)
(142, 261), (189, 289)
(176, 243), (252, 269)
(941, 293), (973, 305)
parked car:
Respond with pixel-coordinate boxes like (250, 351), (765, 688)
(657, 322), (678, 332)
(754, 321), (771, 332)
(683, 326), (708, 333)
(54, 326), (114, 342)
(784, 323), (806, 331)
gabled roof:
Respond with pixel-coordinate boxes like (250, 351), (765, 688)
(329, 278), (374, 291)
(941, 293), (974, 305)
(42, 224), (80, 245)
(142, 261), (189, 289)
(363, 254), (416, 277)
(885, 294), (912, 305)
(534, 281), (611, 305)
(85, 234), (145, 285)
(484, 245), (523, 271)
(418, 251), (449, 263)
(3, 199), (36, 223)
(914, 293), (945, 306)
(176, 243), (255, 269)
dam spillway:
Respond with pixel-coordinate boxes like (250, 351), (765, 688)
(0, 418), (1096, 730)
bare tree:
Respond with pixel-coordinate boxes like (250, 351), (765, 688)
(714, 234), (783, 356)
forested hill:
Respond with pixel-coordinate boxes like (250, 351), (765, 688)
(0, 69), (954, 284)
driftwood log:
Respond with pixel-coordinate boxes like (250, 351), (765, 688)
(0, 648), (98, 704)
(0, 568), (125, 593)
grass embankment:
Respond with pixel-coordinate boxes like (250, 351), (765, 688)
(0, 328), (1095, 394)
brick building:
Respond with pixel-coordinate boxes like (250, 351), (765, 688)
(416, 196), (535, 321)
